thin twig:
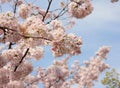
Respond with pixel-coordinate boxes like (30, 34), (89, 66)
(54, 6), (68, 19)
(13, 0), (18, 16)
(14, 48), (29, 72)
(49, 8), (61, 12)
(46, 3), (68, 24)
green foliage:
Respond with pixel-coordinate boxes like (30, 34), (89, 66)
(101, 69), (120, 88)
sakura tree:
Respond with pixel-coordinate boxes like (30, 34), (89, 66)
(0, 0), (118, 88)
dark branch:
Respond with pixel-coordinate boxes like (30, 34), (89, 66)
(8, 42), (13, 49)
(21, 33), (52, 41)
(42, 0), (53, 22)
(0, 26), (52, 41)
(13, 0), (18, 16)
(8, 42), (16, 49)
(0, 26), (16, 32)
(14, 48), (29, 72)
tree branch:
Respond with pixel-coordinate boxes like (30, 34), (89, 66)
(8, 42), (13, 49)
(13, 0), (18, 16)
(0, 26), (52, 41)
(14, 48), (29, 72)
(21, 34), (52, 41)
(42, 0), (53, 22)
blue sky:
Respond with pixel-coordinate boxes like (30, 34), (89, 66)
(1, 0), (120, 88)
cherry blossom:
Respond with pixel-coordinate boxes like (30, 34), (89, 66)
(18, 4), (31, 19)
(68, 0), (93, 18)
(51, 33), (82, 57)
(111, 0), (119, 3)
(0, 0), (116, 88)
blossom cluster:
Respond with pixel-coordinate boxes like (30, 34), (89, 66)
(68, 0), (93, 18)
(0, 0), (24, 4)
(0, 12), (19, 31)
(0, 0), (11, 4)
(36, 46), (110, 88)
(18, 4), (31, 19)
(0, 45), (110, 88)
(51, 33), (82, 57)
(36, 56), (71, 88)
(0, 61), (33, 88)
(18, 3), (51, 19)
(111, 0), (119, 3)
(2, 49), (23, 67)
(0, 12), (21, 42)
(69, 46), (110, 88)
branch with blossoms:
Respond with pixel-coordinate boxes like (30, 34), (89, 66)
(14, 48), (29, 72)
(24, 47), (110, 88)
(7, 0), (19, 49)
(0, 26), (52, 41)
(0, 0), (119, 88)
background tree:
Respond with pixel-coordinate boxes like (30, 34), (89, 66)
(101, 69), (120, 88)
